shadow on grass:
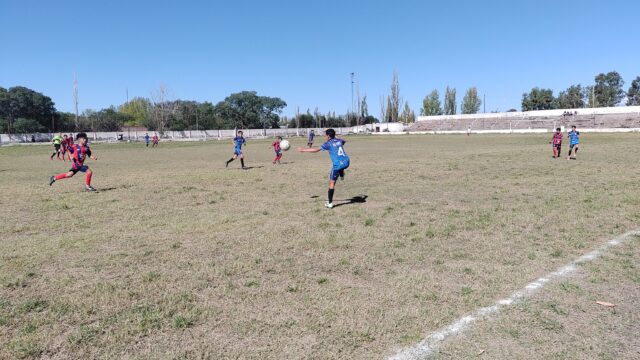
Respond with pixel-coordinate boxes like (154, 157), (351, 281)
(333, 195), (368, 208)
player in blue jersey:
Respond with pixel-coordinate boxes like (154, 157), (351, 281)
(307, 129), (315, 147)
(566, 125), (580, 160)
(226, 130), (247, 169)
(298, 128), (350, 209)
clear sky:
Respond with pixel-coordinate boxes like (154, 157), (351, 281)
(1, 0), (638, 117)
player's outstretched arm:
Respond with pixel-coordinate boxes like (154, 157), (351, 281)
(297, 147), (321, 153)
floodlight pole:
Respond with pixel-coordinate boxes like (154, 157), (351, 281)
(350, 72), (355, 122)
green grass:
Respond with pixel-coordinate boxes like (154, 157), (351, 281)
(1, 133), (640, 358)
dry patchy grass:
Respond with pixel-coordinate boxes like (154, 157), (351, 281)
(1, 134), (639, 359)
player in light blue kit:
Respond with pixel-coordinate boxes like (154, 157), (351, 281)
(298, 128), (349, 209)
(226, 130), (247, 169)
(566, 125), (580, 160)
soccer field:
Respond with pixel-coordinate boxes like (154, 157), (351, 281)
(1, 134), (639, 359)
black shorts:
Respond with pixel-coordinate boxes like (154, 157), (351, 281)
(54, 144), (61, 150)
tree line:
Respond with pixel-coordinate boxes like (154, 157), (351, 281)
(521, 72), (640, 111)
(0, 87), (290, 134)
(419, 71), (640, 116)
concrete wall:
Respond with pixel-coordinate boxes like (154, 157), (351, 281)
(410, 106), (640, 133)
(0, 124), (401, 145)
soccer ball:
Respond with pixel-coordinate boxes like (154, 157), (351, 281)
(280, 139), (291, 151)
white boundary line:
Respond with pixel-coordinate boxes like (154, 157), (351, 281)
(388, 229), (640, 360)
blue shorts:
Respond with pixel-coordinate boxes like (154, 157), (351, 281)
(329, 163), (349, 181)
(569, 143), (579, 149)
(234, 149), (243, 156)
(275, 150), (282, 156)
(70, 165), (89, 174)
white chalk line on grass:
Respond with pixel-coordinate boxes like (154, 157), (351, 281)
(388, 229), (640, 360)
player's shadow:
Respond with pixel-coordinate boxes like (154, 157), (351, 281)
(333, 195), (368, 208)
(238, 166), (264, 170)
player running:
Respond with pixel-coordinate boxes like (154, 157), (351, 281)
(144, 133), (150, 147)
(550, 127), (562, 158)
(298, 128), (350, 209)
(50, 134), (63, 160)
(225, 130), (246, 169)
(49, 132), (98, 192)
(271, 136), (283, 164)
(60, 134), (69, 161)
(307, 129), (315, 148)
(566, 126), (580, 160)
(152, 134), (159, 147)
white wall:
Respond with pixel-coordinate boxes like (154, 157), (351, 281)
(417, 106), (640, 122)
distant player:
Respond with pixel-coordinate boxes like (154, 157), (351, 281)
(271, 136), (283, 164)
(566, 126), (580, 160)
(307, 129), (315, 148)
(298, 128), (350, 209)
(144, 133), (150, 147)
(60, 134), (69, 161)
(50, 134), (63, 160)
(550, 127), (562, 158)
(225, 130), (246, 169)
(49, 132), (98, 192)
(152, 134), (159, 147)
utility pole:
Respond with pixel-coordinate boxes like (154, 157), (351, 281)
(356, 77), (361, 126)
(483, 94), (486, 113)
(73, 74), (79, 131)
(350, 72), (355, 124)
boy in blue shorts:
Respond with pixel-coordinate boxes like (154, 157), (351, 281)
(226, 130), (246, 169)
(566, 125), (580, 160)
(298, 128), (349, 209)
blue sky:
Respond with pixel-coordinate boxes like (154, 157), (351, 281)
(1, 0), (638, 117)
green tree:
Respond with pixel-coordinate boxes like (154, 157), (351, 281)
(13, 118), (46, 133)
(214, 91), (286, 129)
(521, 88), (555, 111)
(444, 86), (457, 115)
(0, 86), (57, 133)
(399, 101), (415, 123)
(360, 96), (369, 118)
(386, 72), (400, 122)
(420, 90), (442, 116)
(461, 87), (482, 114)
(555, 85), (585, 109)
(594, 71), (625, 107)
(119, 97), (151, 126)
(626, 76), (640, 106)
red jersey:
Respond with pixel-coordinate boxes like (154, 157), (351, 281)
(552, 132), (563, 145)
(67, 137), (74, 147)
(68, 144), (91, 169)
(152, 135), (159, 143)
(272, 140), (281, 152)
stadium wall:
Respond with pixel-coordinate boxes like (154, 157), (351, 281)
(0, 123), (400, 145)
(411, 106), (640, 133)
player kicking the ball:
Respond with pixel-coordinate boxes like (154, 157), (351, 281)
(49, 132), (98, 192)
(298, 129), (349, 209)
(226, 130), (246, 169)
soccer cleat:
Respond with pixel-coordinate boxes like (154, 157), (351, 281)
(49, 176), (55, 186)
(325, 202), (333, 209)
(339, 171), (345, 180)
(85, 185), (97, 192)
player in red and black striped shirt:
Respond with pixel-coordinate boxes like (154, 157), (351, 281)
(550, 127), (563, 158)
(49, 133), (98, 192)
(271, 136), (283, 164)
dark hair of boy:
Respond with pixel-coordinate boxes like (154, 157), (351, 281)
(325, 129), (336, 138)
(277, 136), (283, 140)
(556, 127), (561, 131)
(76, 133), (88, 140)
(571, 125), (576, 129)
